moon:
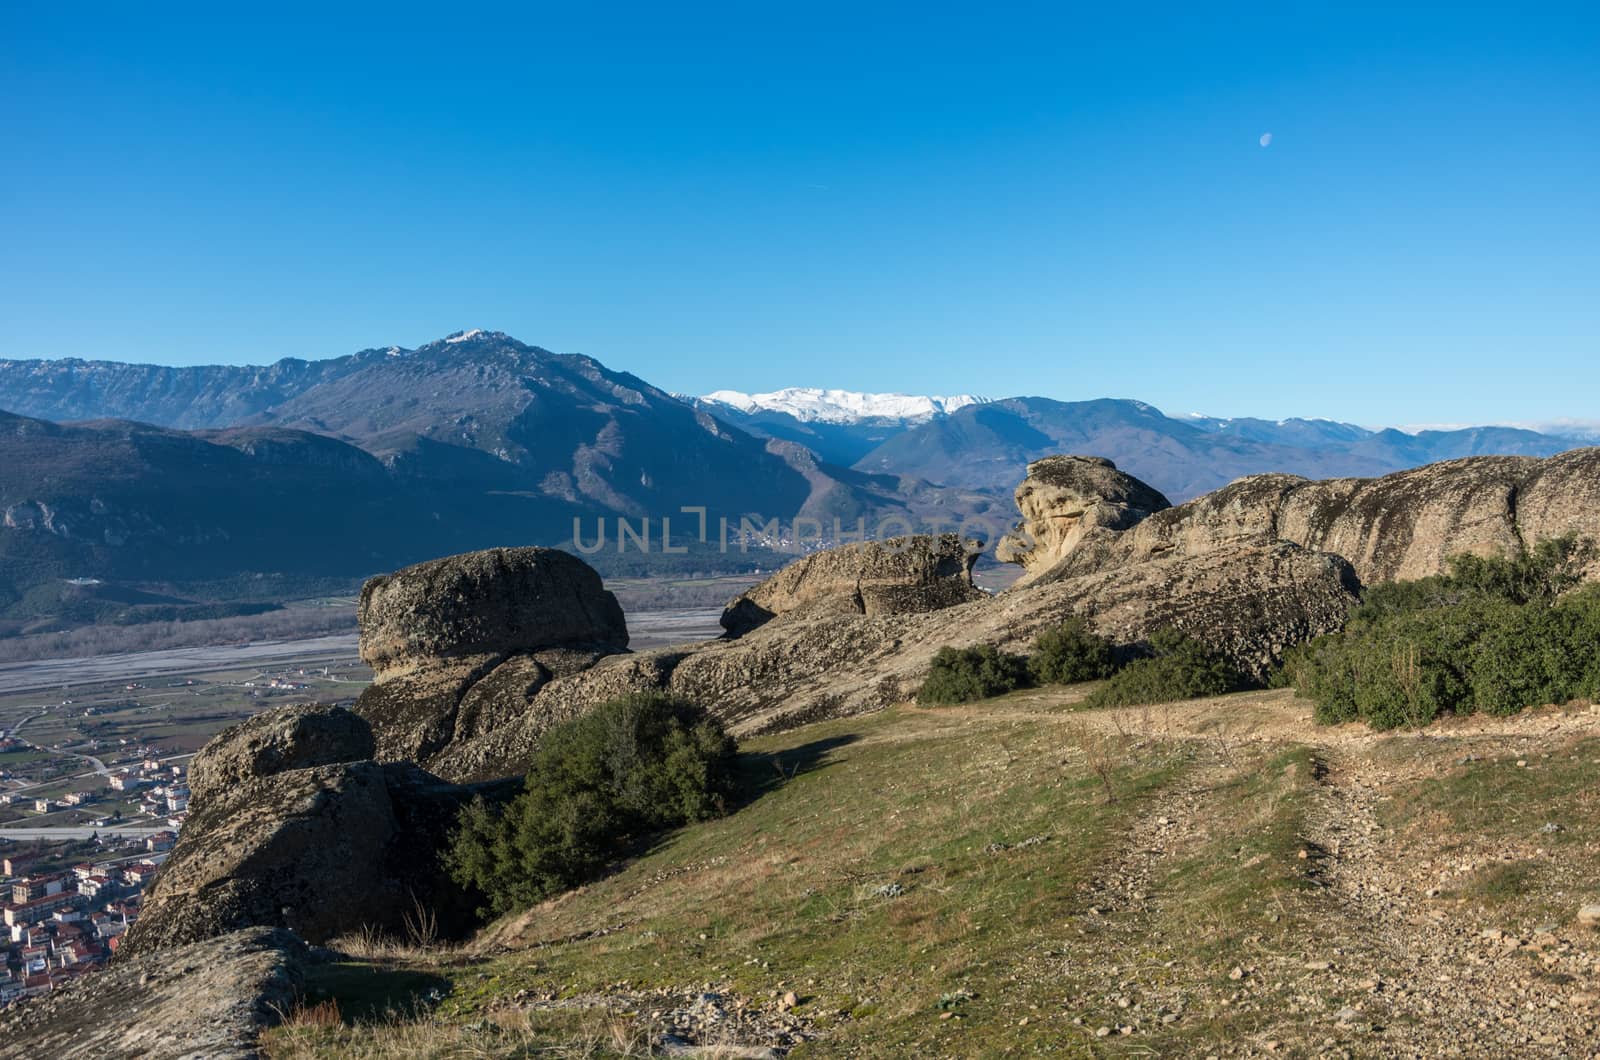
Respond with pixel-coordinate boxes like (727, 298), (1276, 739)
(1259, 132), (1273, 147)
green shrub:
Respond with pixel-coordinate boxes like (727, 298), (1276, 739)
(1083, 630), (1242, 709)
(1028, 618), (1118, 685)
(1289, 538), (1600, 729)
(446, 693), (736, 916)
(917, 645), (1031, 704)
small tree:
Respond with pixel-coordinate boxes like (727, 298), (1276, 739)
(1084, 630), (1242, 709)
(917, 645), (1032, 705)
(1028, 618), (1118, 685)
(447, 693), (736, 917)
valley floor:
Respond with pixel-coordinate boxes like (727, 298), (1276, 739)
(266, 689), (1600, 1058)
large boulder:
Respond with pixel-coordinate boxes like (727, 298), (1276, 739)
(358, 546), (627, 673)
(355, 547), (630, 766)
(120, 707), (506, 957)
(423, 538), (1360, 780)
(0, 927), (306, 1059)
(188, 703), (375, 805)
(1044, 449), (1600, 586)
(720, 533), (986, 637)
(995, 456), (1171, 585)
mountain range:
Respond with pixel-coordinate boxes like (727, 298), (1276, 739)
(0, 329), (1591, 630)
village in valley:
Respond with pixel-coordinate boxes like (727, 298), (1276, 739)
(0, 646), (369, 1004)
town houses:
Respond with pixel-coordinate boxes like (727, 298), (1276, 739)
(0, 844), (163, 1003)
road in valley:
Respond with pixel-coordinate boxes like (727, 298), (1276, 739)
(0, 609), (723, 696)
(0, 826), (169, 840)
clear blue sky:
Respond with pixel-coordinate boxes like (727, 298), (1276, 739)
(2, 2), (1596, 425)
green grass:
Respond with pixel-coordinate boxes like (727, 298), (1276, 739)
(1373, 735), (1600, 920)
(270, 703), (1330, 1057)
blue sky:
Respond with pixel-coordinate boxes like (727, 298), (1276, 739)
(2, 2), (1596, 425)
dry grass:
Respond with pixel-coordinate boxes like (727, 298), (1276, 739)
(265, 1000), (656, 1059)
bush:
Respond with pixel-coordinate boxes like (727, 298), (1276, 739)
(917, 645), (1032, 705)
(1083, 630), (1242, 709)
(1287, 538), (1600, 729)
(446, 693), (736, 916)
(1029, 618), (1118, 685)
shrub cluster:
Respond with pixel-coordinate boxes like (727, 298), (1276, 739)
(446, 693), (737, 916)
(1083, 629), (1243, 709)
(916, 645), (1031, 704)
(1028, 617), (1119, 685)
(1286, 535), (1600, 729)
(916, 618), (1235, 708)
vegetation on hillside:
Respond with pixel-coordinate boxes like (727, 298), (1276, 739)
(917, 618), (1239, 709)
(1286, 534), (1600, 729)
(915, 645), (1032, 704)
(1083, 630), (1244, 709)
(1026, 616), (1119, 685)
(446, 694), (737, 916)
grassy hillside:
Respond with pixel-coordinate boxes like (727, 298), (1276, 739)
(264, 689), (1600, 1058)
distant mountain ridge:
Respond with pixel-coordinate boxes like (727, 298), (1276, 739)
(0, 332), (1592, 622)
(848, 397), (1585, 501)
(0, 333), (1011, 626)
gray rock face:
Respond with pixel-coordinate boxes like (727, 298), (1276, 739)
(0, 927), (306, 1059)
(1018, 448), (1600, 587)
(355, 547), (630, 766)
(358, 546), (628, 674)
(995, 456), (1171, 586)
(720, 533), (986, 637)
(421, 539), (1359, 780)
(188, 703), (376, 805)
(120, 707), (507, 957)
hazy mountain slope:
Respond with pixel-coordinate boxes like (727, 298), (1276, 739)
(255, 331), (939, 526)
(855, 397), (1584, 501)
(0, 355), (351, 428)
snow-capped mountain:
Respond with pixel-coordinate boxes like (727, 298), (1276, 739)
(700, 388), (986, 425)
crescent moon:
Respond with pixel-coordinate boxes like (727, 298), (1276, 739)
(1259, 133), (1273, 147)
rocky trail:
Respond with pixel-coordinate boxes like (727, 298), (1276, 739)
(905, 689), (1600, 1056)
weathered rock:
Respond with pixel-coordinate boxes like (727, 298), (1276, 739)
(0, 927), (306, 1059)
(1033, 449), (1600, 586)
(188, 703), (375, 805)
(358, 546), (627, 674)
(120, 723), (506, 957)
(996, 456), (1171, 585)
(422, 538), (1358, 780)
(357, 451), (1600, 784)
(720, 533), (985, 637)
(355, 547), (631, 767)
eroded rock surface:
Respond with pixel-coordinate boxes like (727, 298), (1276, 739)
(995, 456), (1171, 585)
(355, 547), (630, 765)
(720, 532), (986, 636)
(188, 702), (375, 804)
(0, 927), (306, 1059)
(359, 545), (627, 672)
(1010, 449), (1600, 587)
(120, 707), (504, 957)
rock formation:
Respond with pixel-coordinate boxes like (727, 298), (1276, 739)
(357, 545), (628, 671)
(354, 546), (629, 766)
(0, 928), (306, 1059)
(298, 450), (1600, 786)
(187, 702), (375, 804)
(995, 456), (1171, 585)
(720, 532), (986, 636)
(402, 537), (1358, 781)
(120, 705), (507, 957)
(1009, 448), (1600, 586)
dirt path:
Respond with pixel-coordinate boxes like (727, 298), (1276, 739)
(906, 690), (1600, 1054)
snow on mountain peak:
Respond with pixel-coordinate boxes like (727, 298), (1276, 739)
(700, 387), (986, 424)
(444, 329), (487, 344)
